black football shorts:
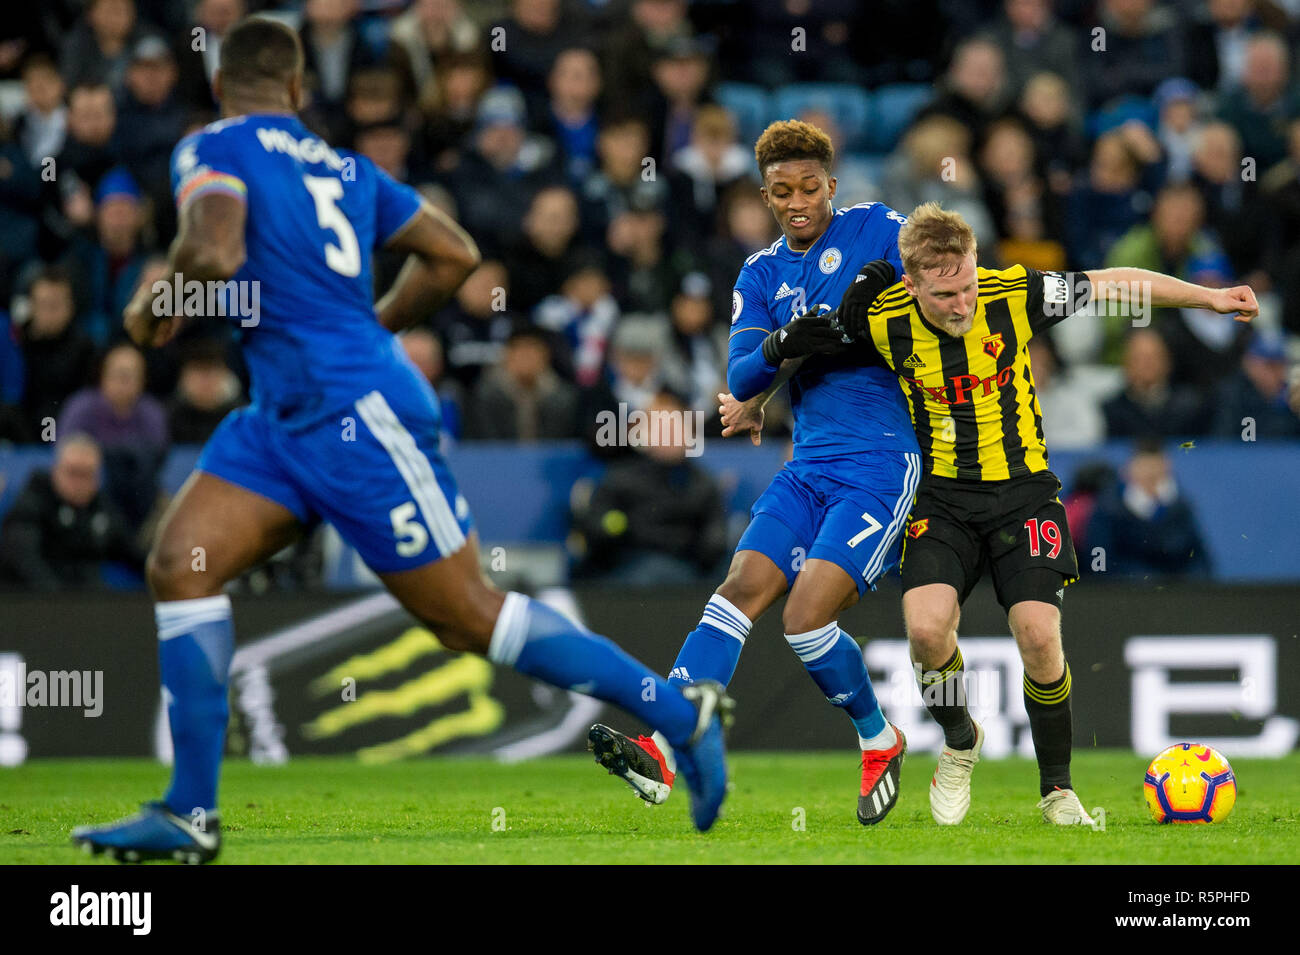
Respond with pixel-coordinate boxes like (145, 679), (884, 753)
(899, 470), (1079, 610)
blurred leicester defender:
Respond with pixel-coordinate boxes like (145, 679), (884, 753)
(71, 16), (732, 864)
(588, 120), (917, 825)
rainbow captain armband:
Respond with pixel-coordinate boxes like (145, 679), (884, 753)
(176, 169), (248, 210)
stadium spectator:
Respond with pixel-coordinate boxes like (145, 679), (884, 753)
(418, 51), (490, 168)
(299, 0), (390, 142)
(669, 104), (752, 241)
(1027, 335), (1105, 449)
(1064, 124), (1162, 271)
(545, 47), (602, 184)
(579, 114), (670, 247)
(174, 0), (245, 113)
(1153, 77), (1204, 184)
(444, 85), (560, 254)
(59, 0), (148, 92)
(1190, 122), (1263, 280)
(1017, 71), (1087, 196)
(1062, 460), (1120, 573)
(0, 121), (43, 296)
(1216, 32), (1300, 173)
(17, 266), (97, 439)
(400, 326), (463, 443)
(116, 35), (187, 228)
(0, 433), (143, 591)
(55, 83), (119, 196)
(917, 36), (1012, 149)
(660, 271), (726, 418)
(981, 0), (1082, 99)
(978, 115), (1064, 261)
(1160, 251), (1251, 389)
(648, 35), (713, 166)
(58, 342), (167, 527)
(355, 119), (414, 181)
(1181, 0), (1279, 94)
(600, 0), (692, 119)
(1081, 0), (1187, 111)
(1211, 330), (1300, 439)
(880, 114), (1000, 260)
(489, 0), (587, 126)
(344, 66), (410, 135)
(389, 0), (479, 103)
(166, 339), (243, 445)
(436, 259), (518, 392)
(502, 185), (587, 314)
(571, 387), (727, 585)
(65, 167), (150, 346)
(463, 325), (578, 441)
(604, 194), (680, 314)
(1102, 329), (1210, 438)
(533, 259), (619, 388)
(1087, 438), (1212, 579)
(14, 54), (67, 168)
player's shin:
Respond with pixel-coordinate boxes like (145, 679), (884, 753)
(916, 647), (977, 750)
(155, 595), (235, 816)
(786, 623), (893, 748)
(1023, 663), (1074, 797)
(488, 592), (700, 748)
(667, 594), (749, 688)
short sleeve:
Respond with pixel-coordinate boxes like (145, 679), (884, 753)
(371, 161), (423, 246)
(1021, 266), (1093, 334)
(171, 131), (247, 211)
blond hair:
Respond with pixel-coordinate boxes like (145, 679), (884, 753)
(897, 202), (977, 277)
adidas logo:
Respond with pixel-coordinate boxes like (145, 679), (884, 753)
(774, 282), (798, 301)
(902, 352), (925, 369)
(668, 666), (692, 683)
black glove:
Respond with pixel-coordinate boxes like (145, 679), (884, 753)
(761, 308), (846, 365)
(838, 259), (897, 341)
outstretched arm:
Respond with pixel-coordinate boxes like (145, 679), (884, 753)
(377, 202), (481, 333)
(1083, 267), (1258, 321)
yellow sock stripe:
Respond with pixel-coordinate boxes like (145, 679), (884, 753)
(1023, 664), (1071, 704)
(919, 650), (965, 684)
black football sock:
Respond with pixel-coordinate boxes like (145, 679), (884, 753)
(916, 647), (976, 750)
(1024, 663), (1074, 797)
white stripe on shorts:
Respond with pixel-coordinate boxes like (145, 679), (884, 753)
(355, 390), (466, 558)
(862, 452), (921, 585)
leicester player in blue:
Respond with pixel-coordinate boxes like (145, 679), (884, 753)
(589, 121), (920, 824)
(70, 17), (732, 863)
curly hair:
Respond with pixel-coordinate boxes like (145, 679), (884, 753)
(754, 120), (834, 177)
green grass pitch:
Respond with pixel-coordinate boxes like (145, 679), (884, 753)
(4, 752), (1298, 864)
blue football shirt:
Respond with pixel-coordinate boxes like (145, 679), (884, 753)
(728, 202), (918, 459)
(170, 113), (423, 430)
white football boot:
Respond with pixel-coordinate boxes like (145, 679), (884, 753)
(929, 718), (984, 825)
(1037, 787), (1095, 826)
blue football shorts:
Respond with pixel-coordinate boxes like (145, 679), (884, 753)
(735, 450), (922, 595)
(197, 370), (473, 574)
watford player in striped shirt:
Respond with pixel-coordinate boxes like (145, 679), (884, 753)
(843, 202), (1257, 825)
(725, 201), (1258, 826)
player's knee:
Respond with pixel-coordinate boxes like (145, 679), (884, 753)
(905, 617), (953, 661)
(411, 584), (501, 656)
(781, 599), (835, 637)
(146, 541), (217, 601)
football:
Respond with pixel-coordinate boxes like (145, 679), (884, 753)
(1143, 743), (1237, 824)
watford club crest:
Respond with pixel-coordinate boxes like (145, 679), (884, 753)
(907, 519), (929, 539)
(981, 333), (1005, 360)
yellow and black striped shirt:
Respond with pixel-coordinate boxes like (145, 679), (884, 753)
(865, 265), (1091, 481)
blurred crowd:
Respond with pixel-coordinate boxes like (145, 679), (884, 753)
(3, 0), (1300, 589)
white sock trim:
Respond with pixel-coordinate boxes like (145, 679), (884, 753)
(155, 594), (232, 641)
(488, 591), (530, 666)
(859, 723), (897, 751)
(699, 594), (752, 645)
(651, 730), (677, 774)
(786, 622), (840, 663)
